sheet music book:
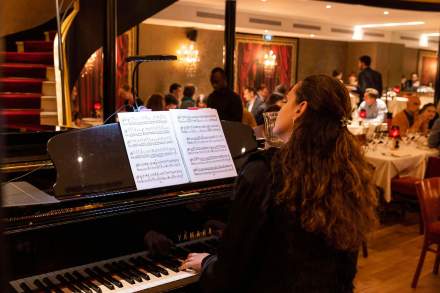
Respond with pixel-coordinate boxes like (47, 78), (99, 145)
(118, 109), (237, 190)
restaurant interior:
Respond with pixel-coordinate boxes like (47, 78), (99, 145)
(1, 0), (440, 292)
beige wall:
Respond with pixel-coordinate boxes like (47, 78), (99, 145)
(403, 47), (419, 78)
(138, 24), (223, 102)
(297, 38), (347, 81)
(138, 24), (424, 97)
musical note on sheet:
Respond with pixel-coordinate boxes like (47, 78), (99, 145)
(118, 112), (188, 190)
(170, 109), (237, 182)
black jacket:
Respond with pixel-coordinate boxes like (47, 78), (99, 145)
(207, 87), (243, 122)
(358, 67), (383, 101)
(200, 149), (358, 293)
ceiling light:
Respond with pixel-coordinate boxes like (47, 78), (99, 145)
(352, 26), (364, 40)
(261, 0), (268, 2)
(264, 29), (268, 33)
(358, 21), (424, 29)
(310, 34), (315, 37)
(419, 34), (429, 47)
(383, 11), (389, 15)
(419, 32), (440, 47)
(326, 4), (332, 8)
(425, 32), (440, 37)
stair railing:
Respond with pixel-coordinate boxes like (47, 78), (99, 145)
(54, 0), (79, 127)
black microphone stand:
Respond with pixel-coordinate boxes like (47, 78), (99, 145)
(126, 55), (177, 111)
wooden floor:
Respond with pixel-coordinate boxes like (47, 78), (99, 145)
(355, 220), (440, 293)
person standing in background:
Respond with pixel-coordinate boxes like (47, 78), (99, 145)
(357, 55), (383, 103)
(207, 67), (243, 122)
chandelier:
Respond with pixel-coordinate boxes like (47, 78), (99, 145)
(263, 50), (277, 76)
(177, 42), (199, 76)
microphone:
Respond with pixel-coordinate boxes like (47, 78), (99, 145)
(125, 55), (177, 63)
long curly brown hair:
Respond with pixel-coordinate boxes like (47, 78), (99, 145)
(276, 74), (378, 251)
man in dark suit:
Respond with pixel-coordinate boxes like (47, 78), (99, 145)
(357, 55), (383, 103)
(207, 67), (243, 122)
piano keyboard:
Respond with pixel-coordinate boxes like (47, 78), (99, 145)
(10, 237), (219, 293)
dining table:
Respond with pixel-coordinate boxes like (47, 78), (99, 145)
(364, 141), (438, 202)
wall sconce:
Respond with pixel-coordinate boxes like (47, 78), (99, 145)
(177, 42), (199, 77)
(263, 50), (277, 76)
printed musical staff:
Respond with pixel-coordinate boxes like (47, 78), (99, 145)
(118, 112), (189, 190)
(170, 109), (237, 182)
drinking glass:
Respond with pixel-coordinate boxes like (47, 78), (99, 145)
(263, 112), (284, 148)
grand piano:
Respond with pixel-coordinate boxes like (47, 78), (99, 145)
(2, 120), (258, 293)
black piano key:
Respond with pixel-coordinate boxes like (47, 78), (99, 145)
(84, 268), (115, 290)
(33, 279), (51, 293)
(111, 261), (142, 283)
(130, 257), (162, 278)
(92, 266), (123, 288)
(55, 274), (82, 293)
(117, 261), (150, 281)
(104, 263), (136, 285)
(136, 256), (169, 276)
(64, 272), (92, 293)
(19, 282), (33, 293)
(42, 277), (63, 293)
(72, 271), (102, 293)
(155, 258), (180, 273)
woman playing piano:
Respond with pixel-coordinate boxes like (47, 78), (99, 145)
(180, 74), (378, 293)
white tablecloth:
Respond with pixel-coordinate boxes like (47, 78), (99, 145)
(384, 96), (434, 114)
(365, 144), (438, 202)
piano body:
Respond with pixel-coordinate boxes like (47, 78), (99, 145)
(2, 121), (258, 293)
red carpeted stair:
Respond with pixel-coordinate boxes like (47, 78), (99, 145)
(20, 41), (54, 52)
(0, 93), (41, 108)
(0, 52), (53, 65)
(0, 77), (44, 93)
(0, 33), (55, 130)
(0, 63), (47, 78)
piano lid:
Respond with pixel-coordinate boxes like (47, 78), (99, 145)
(48, 121), (257, 197)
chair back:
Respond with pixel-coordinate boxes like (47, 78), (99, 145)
(425, 156), (440, 178)
(416, 178), (440, 230)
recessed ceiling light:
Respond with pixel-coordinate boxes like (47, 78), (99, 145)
(261, 0), (268, 2)
(358, 21), (424, 29)
(310, 34), (315, 37)
(326, 4), (332, 9)
(264, 29), (269, 33)
(384, 11), (389, 15)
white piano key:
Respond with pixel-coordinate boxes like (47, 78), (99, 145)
(10, 237), (215, 293)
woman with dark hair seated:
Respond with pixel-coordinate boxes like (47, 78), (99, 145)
(419, 103), (438, 130)
(180, 75), (378, 293)
(146, 94), (165, 111)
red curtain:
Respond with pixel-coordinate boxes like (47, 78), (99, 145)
(74, 34), (129, 118)
(237, 42), (293, 96)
